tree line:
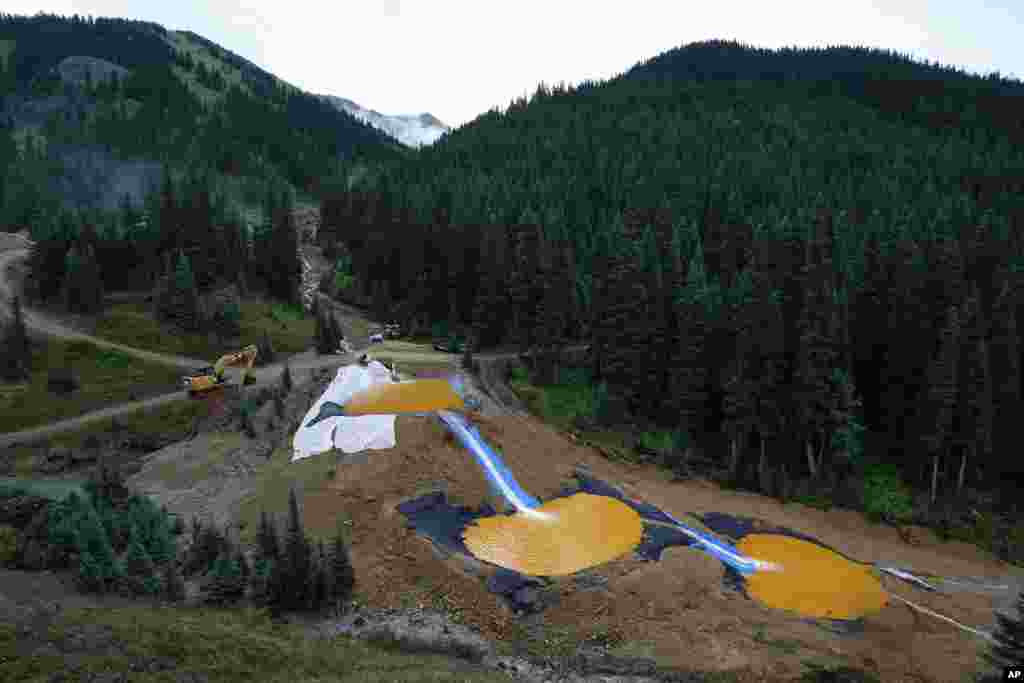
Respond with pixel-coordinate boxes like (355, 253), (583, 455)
(6, 461), (356, 616)
(21, 167), (303, 324)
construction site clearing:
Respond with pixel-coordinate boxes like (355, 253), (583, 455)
(116, 358), (1024, 683)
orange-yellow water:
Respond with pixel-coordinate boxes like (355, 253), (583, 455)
(462, 493), (643, 576)
(344, 379), (465, 415)
(736, 534), (888, 619)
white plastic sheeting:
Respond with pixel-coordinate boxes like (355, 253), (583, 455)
(292, 360), (397, 461)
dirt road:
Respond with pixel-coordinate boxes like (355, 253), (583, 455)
(0, 238), (585, 446)
(0, 244), (360, 446)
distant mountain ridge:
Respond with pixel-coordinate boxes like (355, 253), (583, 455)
(0, 12), (408, 215)
(319, 94), (450, 148)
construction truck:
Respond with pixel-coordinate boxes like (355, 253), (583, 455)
(182, 345), (258, 395)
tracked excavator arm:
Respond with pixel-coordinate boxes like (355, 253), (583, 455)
(183, 344), (259, 394)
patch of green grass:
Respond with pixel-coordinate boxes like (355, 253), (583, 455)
(6, 399), (205, 472)
(541, 381), (596, 429)
(94, 298), (315, 360)
(0, 39), (15, 67)
(0, 338), (183, 434)
(509, 380), (545, 416)
(238, 301), (315, 355)
(0, 604), (514, 683)
(638, 430), (675, 454)
(504, 621), (579, 660)
(508, 365), (529, 384)
(236, 448), (341, 547)
(268, 302), (306, 324)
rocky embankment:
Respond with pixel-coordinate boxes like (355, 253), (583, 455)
(310, 607), (708, 683)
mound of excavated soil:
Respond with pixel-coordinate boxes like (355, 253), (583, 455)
(286, 412), (1021, 682)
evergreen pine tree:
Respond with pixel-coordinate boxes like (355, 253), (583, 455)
(250, 556), (272, 607)
(281, 363), (294, 394)
(186, 521), (227, 576)
(985, 590), (1024, 671)
(266, 551), (287, 617)
(461, 331), (476, 375)
(257, 331), (276, 368)
(236, 547), (251, 585)
(328, 522), (355, 613)
(204, 549), (244, 606)
(76, 550), (105, 593)
(61, 242), (81, 310)
(160, 251), (201, 332)
(372, 279), (389, 323)
(315, 304), (340, 354)
(174, 250), (198, 299)
(27, 211), (72, 302)
(124, 531), (155, 578)
(330, 313), (346, 353)
(283, 488), (310, 611)
(146, 512), (176, 565)
(73, 224), (105, 315)
(267, 187), (301, 304)
(257, 510), (280, 563)
(313, 540), (329, 611)
(313, 297), (326, 353)
(239, 399), (257, 438)
(74, 503), (121, 592)
(252, 510), (281, 609)
(163, 559), (187, 602)
(215, 299), (241, 341)
(124, 532), (159, 595)
(1, 295), (31, 382)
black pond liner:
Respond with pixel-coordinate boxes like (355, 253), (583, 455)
(698, 511), (871, 567)
(394, 477), (871, 631)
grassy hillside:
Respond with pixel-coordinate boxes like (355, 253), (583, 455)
(0, 601), (516, 683)
(94, 299), (315, 359)
(0, 338), (183, 434)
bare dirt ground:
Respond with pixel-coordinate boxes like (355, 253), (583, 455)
(4, 227), (1021, 681)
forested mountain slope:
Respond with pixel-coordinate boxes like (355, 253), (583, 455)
(0, 12), (405, 224)
(315, 40), (1024, 507)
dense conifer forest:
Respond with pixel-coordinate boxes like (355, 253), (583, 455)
(0, 12), (404, 228)
(315, 41), (1024, 510)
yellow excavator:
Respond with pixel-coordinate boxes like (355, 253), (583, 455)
(182, 345), (258, 395)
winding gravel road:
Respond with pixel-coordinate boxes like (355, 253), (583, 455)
(0, 243), (361, 447)
(0, 238), (588, 447)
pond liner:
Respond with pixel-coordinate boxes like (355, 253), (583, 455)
(395, 479), (885, 627)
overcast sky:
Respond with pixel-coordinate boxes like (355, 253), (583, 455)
(7, 1), (1024, 129)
